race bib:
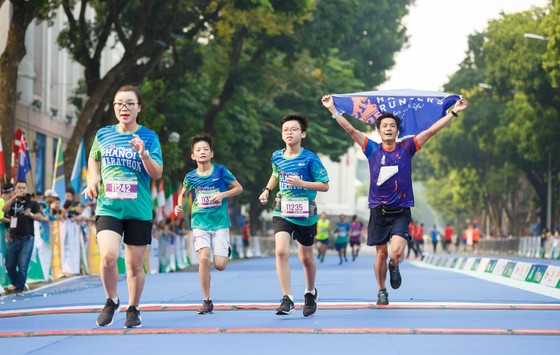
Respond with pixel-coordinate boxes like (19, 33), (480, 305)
(196, 188), (221, 208)
(105, 178), (138, 200)
(281, 197), (309, 218)
(10, 217), (17, 229)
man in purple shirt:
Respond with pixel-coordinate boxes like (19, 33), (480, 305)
(322, 94), (468, 305)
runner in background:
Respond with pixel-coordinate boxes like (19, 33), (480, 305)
(242, 220), (251, 259)
(315, 212), (331, 263)
(349, 215), (363, 261)
(335, 214), (350, 265)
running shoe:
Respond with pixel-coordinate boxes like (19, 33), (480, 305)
(303, 288), (319, 317)
(388, 258), (402, 289)
(377, 289), (389, 305)
(197, 299), (214, 314)
(96, 298), (120, 326)
(124, 306), (142, 328)
(275, 295), (295, 315)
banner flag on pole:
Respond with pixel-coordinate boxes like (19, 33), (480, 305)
(165, 181), (174, 218)
(0, 135), (6, 179)
(52, 137), (67, 205)
(331, 89), (461, 139)
(12, 129), (22, 179)
(157, 179), (166, 222)
(14, 130), (32, 182)
(70, 138), (87, 202)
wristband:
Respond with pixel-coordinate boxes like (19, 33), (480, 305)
(262, 187), (271, 193)
(450, 110), (459, 118)
(141, 150), (150, 160)
(332, 111), (343, 119)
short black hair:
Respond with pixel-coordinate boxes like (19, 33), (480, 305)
(190, 133), (214, 151)
(375, 113), (401, 130)
(280, 113), (309, 132)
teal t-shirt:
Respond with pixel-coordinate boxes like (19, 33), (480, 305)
(183, 164), (235, 230)
(90, 124), (163, 220)
(271, 148), (329, 226)
(335, 222), (350, 243)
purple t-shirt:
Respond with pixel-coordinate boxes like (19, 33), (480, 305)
(362, 136), (420, 209)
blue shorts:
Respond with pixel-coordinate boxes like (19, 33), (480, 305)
(367, 206), (412, 246)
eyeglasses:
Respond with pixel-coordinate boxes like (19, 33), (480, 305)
(113, 102), (138, 110)
(282, 127), (301, 134)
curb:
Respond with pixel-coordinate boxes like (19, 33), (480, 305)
(419, 254), (560, 289)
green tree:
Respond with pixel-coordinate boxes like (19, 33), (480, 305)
(0, 0), (59, 180)
(420, 3), (560, 235)
(141, 0), (413, 231)
(57, 0), (224, 180)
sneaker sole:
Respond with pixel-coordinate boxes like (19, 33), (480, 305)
(96, 305), (121, 327)
(124, 323), (142, 328)
(197, 310), (214, 314)
(275, 308), (295, 315)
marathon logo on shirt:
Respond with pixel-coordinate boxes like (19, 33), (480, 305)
(279, 171), (305, 190)
(102, 145), (143, 172)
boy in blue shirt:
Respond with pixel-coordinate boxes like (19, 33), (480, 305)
(259, 113), (329, 317)
(175, 133), (243, 314)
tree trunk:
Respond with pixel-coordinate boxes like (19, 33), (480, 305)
(0, 0), (36, 182)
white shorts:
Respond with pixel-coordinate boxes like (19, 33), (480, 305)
(193, 228), (231, 257)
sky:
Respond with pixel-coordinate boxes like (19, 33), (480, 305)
(378, 0), (549, 92)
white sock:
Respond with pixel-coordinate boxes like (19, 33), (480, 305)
(304, 289), (315, 295)
(111, 296), (119, 304)
(287, 295), (294, 301)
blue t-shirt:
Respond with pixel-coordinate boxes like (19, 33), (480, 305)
(90, 124), (163, 220)
(335, 222), (351, 243)
(183, 164), (236, 230)
(362, 136), (420, 209)
(271, 148), (329, 226)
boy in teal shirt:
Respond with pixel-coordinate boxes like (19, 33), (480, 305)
(259, 113), (329, 317)
(174, 133), (243, 314)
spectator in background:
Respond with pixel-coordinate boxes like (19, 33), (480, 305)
(414, 222), (424, 256)
(32, 191), (44, 203)
(43, 189), (60, 220)
(63, 189), (76, 213)
(49, 197), (65, 221)
(0, 183), (15, 224)
(462, 226), (468, 252)
(3, 181), (49, 295)
(472, 226), (480, 254)
(444, 223), (453, 253)
(407, 219), (418, 259)
(242, 220), (251, 258)
(430, 225), (439, 253)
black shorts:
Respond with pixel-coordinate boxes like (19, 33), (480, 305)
(367, 206), (412, 246)
(350, 240), (361, 247)
(273, 216), (316, 247)
(242, 239), (250, 247)
(95, 215), (152, 246)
